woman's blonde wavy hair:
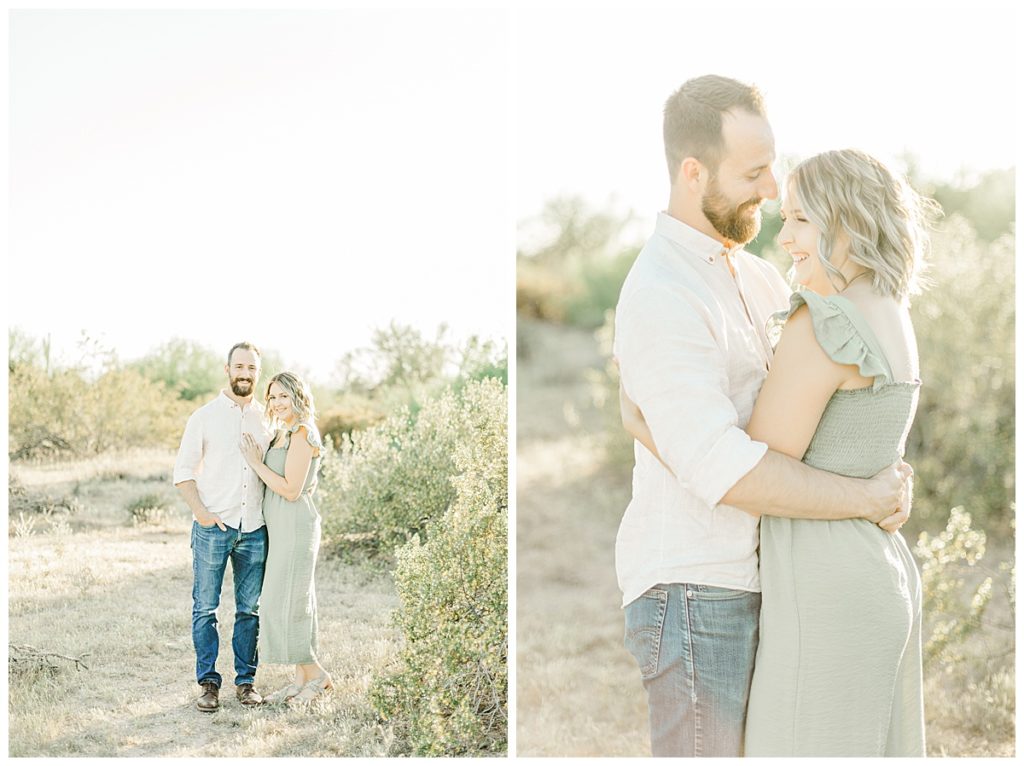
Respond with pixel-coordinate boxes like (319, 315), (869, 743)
(788, 149), (941, 299)
(264, 371), (317, 432)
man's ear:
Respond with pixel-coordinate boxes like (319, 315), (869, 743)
(679, 156), (705, 191)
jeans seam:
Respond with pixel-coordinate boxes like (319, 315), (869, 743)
(650, 589), (667, 678)
(683, 586), (700, 757)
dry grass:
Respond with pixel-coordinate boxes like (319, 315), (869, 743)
(8, 452), (402, 757)
(515, 317), (1015, 757)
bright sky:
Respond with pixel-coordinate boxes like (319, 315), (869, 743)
(9, 8), (511, 382)
(515, 2), (1018, 230)
(6, 3), (1019, 383)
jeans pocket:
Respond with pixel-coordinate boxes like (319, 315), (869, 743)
(624, 587), (668, 680)
(689, 584), (755, 601)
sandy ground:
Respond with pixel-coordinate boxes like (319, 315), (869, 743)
(8, 456), (402, 757)
(515, 318), (650, 756)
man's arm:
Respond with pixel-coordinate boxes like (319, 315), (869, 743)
(172, 411), (226, 530)
(619, 380), (909, 525)
(616, 285), (910, 528)
(721, 450), (908, 524)
(175, 479), (226, 531)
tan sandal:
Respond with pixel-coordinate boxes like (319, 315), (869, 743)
(287, 674), (333, 705)
(263, 682), (302, 704)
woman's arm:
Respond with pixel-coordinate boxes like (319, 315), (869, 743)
(620, 305), (911, 526)
(619, 382), (674, 475)
(744, 304), (850, 459)
(619, 307), (846, 470)
(241, 428), (314, 502)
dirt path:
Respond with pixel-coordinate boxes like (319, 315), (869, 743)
(515, 319), (649, 756)
(8, 461), (402, 757)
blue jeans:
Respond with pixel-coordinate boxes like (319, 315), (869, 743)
(191, 521), (268, 688)
(624, 583), (761, 757)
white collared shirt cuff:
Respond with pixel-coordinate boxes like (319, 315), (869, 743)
(172, 469), (197, 485)
(686, 428), (768, 509)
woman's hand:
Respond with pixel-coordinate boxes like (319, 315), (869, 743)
(240, 432), (263, 467)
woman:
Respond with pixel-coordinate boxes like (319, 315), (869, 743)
(622, 149), (935, 755)
(241, 371), (333, 705)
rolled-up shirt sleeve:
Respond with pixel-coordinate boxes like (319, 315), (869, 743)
(172, 411), (204, 485)
(616, 283), (768, 509)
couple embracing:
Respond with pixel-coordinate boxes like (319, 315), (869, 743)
(614, 75), (931, 756)
(173, 342), (332, 712)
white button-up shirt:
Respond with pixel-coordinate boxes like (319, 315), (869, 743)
(173, 391), (272, 532)
(613, 212), (791, 607)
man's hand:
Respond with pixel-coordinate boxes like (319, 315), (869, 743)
(176, 480), (227, 531)
(865, 461), (913, 532)
(195, 509), (227, 531)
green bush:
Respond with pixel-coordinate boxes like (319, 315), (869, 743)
(9, 362), (191, 459)
(318, 398), (387, 448)
(913, 506), (994, 668)
(318, 378), (506, 555)
(126, 493), (172, 525)
(130, 338), (224, 401)
(905, 216), (1014, 536)
(517, 197), (642, 330)
(370, 377), (507, 755)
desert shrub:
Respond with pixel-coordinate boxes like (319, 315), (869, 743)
(11, 513), (36, 539)
(924, 167), (1014, 242)
(8, 474), (81, 520)
(130, 338), (224, 401)
(318, 398), (387, 447)
(126, 493), (172, 525)
(905, 217), (1014, 536)
(370, 377), (507, 755)
(516, 259), (572, 323)
(914, 506), (994, 668)
(319, 378), (507, 555)
(564, 248), (639, 329)
(9, 360), (192, 459)
(332, 324), (506, 420)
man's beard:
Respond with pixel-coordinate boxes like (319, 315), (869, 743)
(702, 177), (763, 244)
(230, 377), (254, 396)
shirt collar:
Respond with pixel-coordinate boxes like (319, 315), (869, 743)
(218, 390), (263, 412)
(655, 211), (744, 265)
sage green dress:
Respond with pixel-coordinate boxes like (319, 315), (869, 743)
(258, 422), (323, 665)
(743, 291), (925, 757)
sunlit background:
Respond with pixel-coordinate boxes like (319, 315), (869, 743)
(516, 3), (1016, 226)
(10, 8), (510, 382)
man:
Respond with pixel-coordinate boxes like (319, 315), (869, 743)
(613, 75), (912, 756)
(174, 341), (272, 712)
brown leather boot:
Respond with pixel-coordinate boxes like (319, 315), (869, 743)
(197, 681), (219, 712)
(235, 683), (263, 706)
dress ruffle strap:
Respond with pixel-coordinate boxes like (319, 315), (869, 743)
(767, 290), (894, 390)
(287, 421), (324, 452)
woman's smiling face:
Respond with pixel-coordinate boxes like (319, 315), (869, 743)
(777, 184), (832, 294)
(267, 381), (295, 425)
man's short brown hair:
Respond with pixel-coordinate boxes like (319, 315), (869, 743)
(663, 75), (766, 182)
(227, 341), (261, 366)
